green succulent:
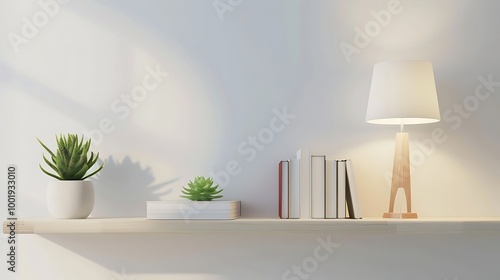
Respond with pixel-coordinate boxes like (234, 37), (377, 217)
(38, 134), (105, 180)
(181, 176), (223, 201)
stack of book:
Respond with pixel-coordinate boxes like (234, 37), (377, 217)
(278, 150), (361, 219)
(146, 200), (241, 220)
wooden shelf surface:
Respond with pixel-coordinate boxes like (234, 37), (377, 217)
(4, 217), (500, 234)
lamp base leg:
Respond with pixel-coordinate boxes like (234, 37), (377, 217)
(384, 132), (418, 219)
(383, 212), (418, 219)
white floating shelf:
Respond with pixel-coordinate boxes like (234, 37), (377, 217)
(4, 217), (500, 234)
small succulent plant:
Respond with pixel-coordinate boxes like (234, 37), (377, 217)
(181, 176), (223, 201)
(38, 134), (105, 180)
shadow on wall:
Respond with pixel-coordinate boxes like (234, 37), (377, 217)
(38, 231), (496, 279)
(90, 156), (177, 217)
(39, 232), (332, 279)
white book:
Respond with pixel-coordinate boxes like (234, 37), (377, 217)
(289, 159), (300, 219)
(310, 155), (326, 219)
(326, 159), (338, 219)
(346, 159), (362, 219)
(296, 149), (311, 219)
(337, 160), (346, 219)
(147, 200), (240, 211)
(146, 201), (241, 220)
(279, 160), (289, 219)
(147, 210), (240, 220)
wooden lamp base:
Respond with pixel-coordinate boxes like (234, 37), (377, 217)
(383, 212), (418, 219)
(384, 132), (418, 219)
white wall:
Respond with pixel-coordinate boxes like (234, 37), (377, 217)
(1, 0), (500, 279)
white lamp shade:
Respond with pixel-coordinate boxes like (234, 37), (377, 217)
(366, 61), (440, 125)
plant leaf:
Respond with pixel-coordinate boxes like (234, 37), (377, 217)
(81, 162), (105, 180)
(39, 164), (62, 180)
(37, 138), (56, 158)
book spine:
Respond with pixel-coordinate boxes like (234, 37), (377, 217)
(297, 149), (311, 219)
(289, 159), (300, 219)
(346, 159), (362, 219)
(311, 155), (326, 219)
(337, 160), (346, 219)
(279, 161), (283, 219)
(279, 160), (290, 219)
(326, 159), (338, 219)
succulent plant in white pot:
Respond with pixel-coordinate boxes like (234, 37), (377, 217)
(38, 134), (104, 219)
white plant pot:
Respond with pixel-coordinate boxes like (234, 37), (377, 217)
(47, 180), (94, 219)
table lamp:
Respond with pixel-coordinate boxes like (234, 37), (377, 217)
(366, 61), (440, 219)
